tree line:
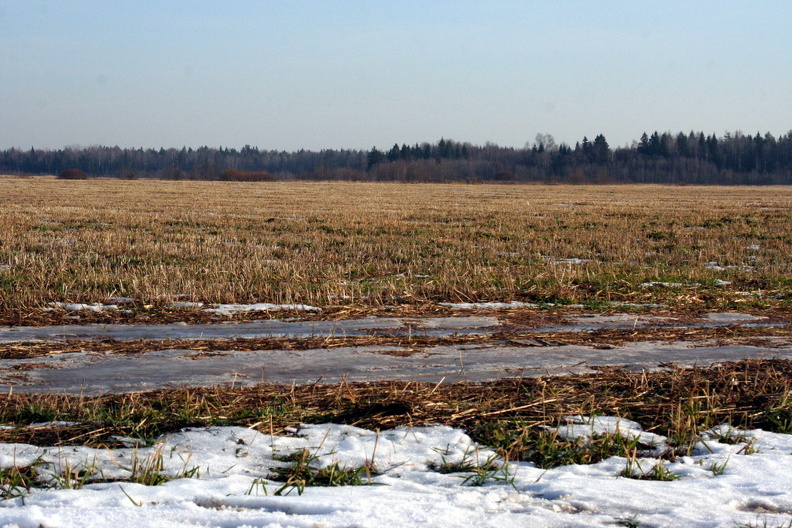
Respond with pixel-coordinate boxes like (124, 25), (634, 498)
(3, 130), (792, 184)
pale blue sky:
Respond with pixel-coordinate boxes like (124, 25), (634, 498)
(2, 1), (791, 150)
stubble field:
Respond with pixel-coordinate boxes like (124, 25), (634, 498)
(1, 178), (792, 527)
(1, 178), (791, 322)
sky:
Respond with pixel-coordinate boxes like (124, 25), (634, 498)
(2, 1), (791, 151)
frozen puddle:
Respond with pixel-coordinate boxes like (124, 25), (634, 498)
(3, 340), (792, 395)
(0, 313), (781, 344)
(0, 316), (501, 343)
(0, 312), (789, 394)
(532, 312), (776, 332)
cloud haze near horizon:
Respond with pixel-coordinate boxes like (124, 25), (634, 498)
(1, 1), (791, 151)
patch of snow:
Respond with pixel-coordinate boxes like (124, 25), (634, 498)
(203, 303), (322, 315)
(171, 302), (204, 309)
(29, 421), (80, 428)
(440, 301), (537, 309)
(553, 416), (667, 449)
(47, 302), (119, 312)
(0, 264), (10, 271)
(705, 262), (755, 273)
(746, 244), (761, 250)
(543, 256), (591, 264)
(0, 422), (790, 527)
(640, 281), (701, 288)
(105, 297), (135, 304)
(714, 279), (732, 286)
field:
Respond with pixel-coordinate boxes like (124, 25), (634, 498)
(1, 178), (792, 322)
(1, 178), (792, 526)
(1, 176), (790, 436)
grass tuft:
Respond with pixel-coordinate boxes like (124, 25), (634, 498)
(0, 458), (46, 500)
(271, 448), (379, 496)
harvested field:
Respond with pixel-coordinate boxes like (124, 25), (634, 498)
(1, 178), (790, 433)
(2, 179), (792, 527)
(1, 179), (791, 322)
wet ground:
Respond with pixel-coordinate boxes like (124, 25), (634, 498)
(1, 312), (789, 395)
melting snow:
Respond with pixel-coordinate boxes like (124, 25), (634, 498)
(47, 302), (119, 312)
(202, 303), (322, 314)
(171, 302), (205, 309)
(43, 301), (323, 313)
(640, 281), (701, 288)
(705, 262), (755, 273)
(105, 297), (136, 305)
(0, 421), (790, 527)
(440, 301), (536, 309)
(543, 256), (591, 264)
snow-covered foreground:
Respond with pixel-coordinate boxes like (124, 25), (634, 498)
(1, 419), (791, 528)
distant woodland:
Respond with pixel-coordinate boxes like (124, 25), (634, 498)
(3, 130), (792, 184)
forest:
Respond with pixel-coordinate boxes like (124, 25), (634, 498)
(2, 130), (792, 184)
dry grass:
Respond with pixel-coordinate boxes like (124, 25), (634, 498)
(3, 178), (791, 479)
(1, 179), (791, 316)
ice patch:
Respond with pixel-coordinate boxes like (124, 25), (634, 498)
(704, 313), (768, 324)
